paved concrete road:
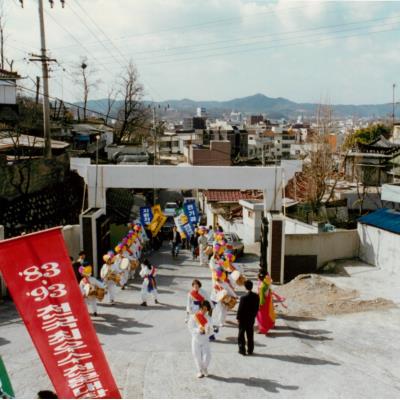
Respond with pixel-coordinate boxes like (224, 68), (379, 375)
(1, 246), (400, 398)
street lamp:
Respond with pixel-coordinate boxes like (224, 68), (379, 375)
(94, 134), (100, 208)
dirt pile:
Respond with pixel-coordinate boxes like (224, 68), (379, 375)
(276, 274), (395, 317)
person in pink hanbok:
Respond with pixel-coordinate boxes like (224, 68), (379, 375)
(256, 272), (276, 334)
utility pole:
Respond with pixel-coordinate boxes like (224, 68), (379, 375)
(35, 76), (40, 104)
(22, 0), (65, 158)
(393, 83), (396, 127)
(152, 106), (157, 206)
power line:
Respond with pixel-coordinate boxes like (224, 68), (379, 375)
(57, 15), (400, 65)
(93, 13), (400, 62)
(134, 23), (400, 67)
(50, 3), (317, 51)
(65, 0), (162, 101)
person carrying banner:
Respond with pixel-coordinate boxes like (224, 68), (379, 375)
(139, 259), (159, 306)
(79, 266), (105, 317)
(186, 279), (211, 321)
(100, 253), (120, 304)
(188, 300), (213, 378)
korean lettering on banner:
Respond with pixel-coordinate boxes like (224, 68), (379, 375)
(149, 205), (167, 237)
(140, 207), (153, 227)
(175, 210), (194, 238)
(0, 228), (121, 399)
(183, 201), (199, 226)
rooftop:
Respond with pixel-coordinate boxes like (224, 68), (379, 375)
(358, 208), (400, 234)
(0, 133), (70, 151)
(204, 189), (262, 202)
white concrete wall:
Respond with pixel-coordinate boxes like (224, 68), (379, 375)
(205, 202), (214, 228)
(241, 207), (263, 244)
(217, 215), (245, 240)
(284, 217), (318, 234)
(62, 225), (81, 260)
(358, 224), (400, 273)
(72, 160), (302, 211)
(285, 230), (359, 268)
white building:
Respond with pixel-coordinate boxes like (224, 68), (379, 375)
(196, 107), (207, 118)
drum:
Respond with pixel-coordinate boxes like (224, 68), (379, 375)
(119, 258), (130, 271)
(231, 270), (246, 286)
(205, 246), (213, 256)
(130, 259), (139, 271)
(96, 288), (106, 301)
(88, 285), (97, 297)
(108, 272), (121, 284)
(236, 275), (247, 286)
(222, 294), (237, 310)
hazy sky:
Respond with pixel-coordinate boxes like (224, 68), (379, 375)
(4, 0), (400, 104)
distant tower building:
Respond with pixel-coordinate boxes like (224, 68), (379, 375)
(230, 111), (243, 124)
(196, 107), (207, 118)
(250, 115), (264, 125)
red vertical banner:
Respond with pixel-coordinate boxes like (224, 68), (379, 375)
(0, 228), (121, 399)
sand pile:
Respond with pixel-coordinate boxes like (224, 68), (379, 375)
(276, 274), (395, 317)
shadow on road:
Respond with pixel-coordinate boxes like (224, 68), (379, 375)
(0, 337), (11, 347)
(251, 353), (340, 366)
(273, 325), (332, 335)
(222, 336), (267, 348)
(93, 313), (152, 335)
(266, 331), (333, 341)
(278, 314), (325, 322)
(207, 375), (299, 393)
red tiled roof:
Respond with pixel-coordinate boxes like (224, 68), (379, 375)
(204, 190), (262, 202)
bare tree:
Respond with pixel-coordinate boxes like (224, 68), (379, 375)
(105, 86), (116, 126)
(0, 2), (5, 70)
(74, 57), (100, 121)
(288, 103), (338, 216)
(114, 62), (150, 144)
(0, 1), (13, 71)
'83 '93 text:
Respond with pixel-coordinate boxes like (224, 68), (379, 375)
(19, 262), (68, 302)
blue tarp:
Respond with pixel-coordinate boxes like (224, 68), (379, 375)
(358, 208), (400, 234)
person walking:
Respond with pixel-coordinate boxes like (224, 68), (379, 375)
(190, 231), (199, 261)
(139, 259), (159, 306)
(188, 300), (213, 378)
(236, 280), (260, 355)
(171, 226), (182, 258)
(256, 272), (276, 334)
(198, 229), (209, 265)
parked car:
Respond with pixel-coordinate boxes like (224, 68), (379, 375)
(163, 202), (178, 217)
(208, 232), (244, 258)
(160, 216), (175, 241)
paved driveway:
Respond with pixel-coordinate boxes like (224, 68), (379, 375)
(1, 246), (400, 398)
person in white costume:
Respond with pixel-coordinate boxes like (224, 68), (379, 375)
(197, 228), (209, 266)
(186, 279), (211, 321)
(139, 259), (159, 306)
(100, 254), (120, 304)
(79, 266), (105, 316)
(188, 301), (213, 378)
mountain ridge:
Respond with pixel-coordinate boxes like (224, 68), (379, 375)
(82, 93), (393, 119)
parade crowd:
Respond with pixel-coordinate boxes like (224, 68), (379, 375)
(73, 221), (286, 380)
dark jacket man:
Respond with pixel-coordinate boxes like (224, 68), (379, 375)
(236, 280), (260, 355)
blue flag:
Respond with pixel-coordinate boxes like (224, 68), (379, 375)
(183, 200), (199, 226)
(140, 206), (153, 227)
